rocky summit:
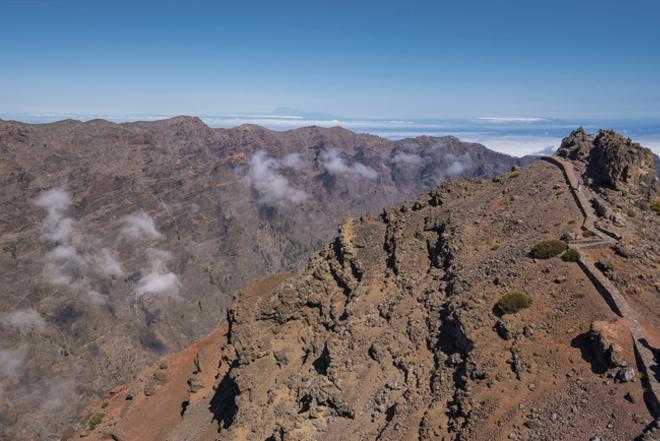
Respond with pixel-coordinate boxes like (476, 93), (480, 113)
(76, 129), (660, 441)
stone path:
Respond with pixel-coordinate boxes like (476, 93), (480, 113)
(542, 156), (660, 419)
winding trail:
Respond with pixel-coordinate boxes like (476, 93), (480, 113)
(542, 156), (660, 419)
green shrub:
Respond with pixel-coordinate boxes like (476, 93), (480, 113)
(582, 228), (596, 238)
(561, 248), (580, 262)
(530, 239), (567, 259)
(88, 412), (104, 430)
(572, 292), (586, 299)
(626, 208), (636, 218)
(509, 170), (521, 178)
(495, 291), (532, 315)
(491, 244), (501, 251)
(651, 200), (660, 215)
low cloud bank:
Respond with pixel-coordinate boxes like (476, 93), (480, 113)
(244, 150), (309, 203)
(322, 148), (378, 179)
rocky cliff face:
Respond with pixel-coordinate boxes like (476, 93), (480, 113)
(558, 128), (659, 199)
(0, 117), (524, 439)
(79, 153), (659, 440)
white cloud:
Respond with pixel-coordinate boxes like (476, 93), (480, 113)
(34, 187), (74, 243)
(445, 153), (471, 178)
(478, 117), (550, 122)
(119, 211), (162, 241)
(35, 187), (123, 304)
(0, 345), (28, 379)
(243, 150), (309, 204)
(134, 248), (180, 299)
(391, 152), (423, 165)
(89, 248), (123, 276)
(2, 308), (46, 332)
(280, 152), (306, 169)
(322, 148), (378, 179)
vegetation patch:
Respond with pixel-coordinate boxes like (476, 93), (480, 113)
(626, 208), (636, 218)
(572, 292), (586, 299)
(530, 239), (567, 259)
(508, 170), (521, 178)
(651, 200), (660, 215)
(561, 248), (580, 262)
(495, 291), (532, 315)
(491, 244), (501, 251)
(88, 412), (105, 430)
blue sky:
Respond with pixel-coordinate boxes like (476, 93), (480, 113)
(1, 0), (659, 119)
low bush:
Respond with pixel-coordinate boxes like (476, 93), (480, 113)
(495, 291), (532, 315)
(88, 412), (104, 430)
(509, 170), (521, 178)
(651, 200), (660, 215)
(561, 247), (580, 262)
(530, 239), (567, 259)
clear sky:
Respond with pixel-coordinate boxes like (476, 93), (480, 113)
(1, 0), (659, 119)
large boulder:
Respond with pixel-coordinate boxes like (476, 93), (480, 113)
(557, 128), (658, 199)
(589, 321), (626, 369)
(587, 130), (657, 196)
(556, 127), (594, 161)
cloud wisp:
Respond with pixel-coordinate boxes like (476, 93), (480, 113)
(243, 150), (309, 204)
(445, 153), (471, 178)
(34, 187), (74, 243)
(391, 151), (423, 166)
(322, 148), (378, 179)
(0, 345), (28, 379)
(134, 248), (180, 299)
(1, 308), (46, 332)
(34, 187), (123, 304)
(119, 211), (162, 241)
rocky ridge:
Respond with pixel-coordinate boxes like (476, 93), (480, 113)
(79, 130), (660, 440)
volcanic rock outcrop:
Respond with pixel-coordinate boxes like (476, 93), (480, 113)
(79, 137), (660, 440)
(557, 128), (659, 199)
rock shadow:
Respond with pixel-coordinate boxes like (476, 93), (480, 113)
(209, 367), (239, 431)
(570, 332), (607, 375)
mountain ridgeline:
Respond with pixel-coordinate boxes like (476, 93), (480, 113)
(0, 116), (528, 439)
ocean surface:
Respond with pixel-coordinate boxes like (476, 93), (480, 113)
(4, 113), (660, 157)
